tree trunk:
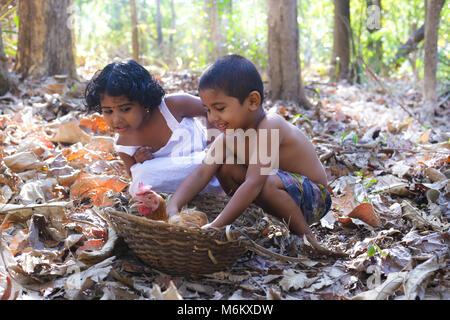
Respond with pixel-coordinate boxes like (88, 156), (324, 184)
(169, 0), (176, 46)
(168, 0), (176, 64)
(205, 0), (221, 61)
(331, 0), (351, 82)
(16, 0), (76, 79)
(423, 0), (443, 106)
(0, 25), (11, 95)
(156, 0), (163, 48)
(266, 0), (311, 108)
(130, 0), (139, 63)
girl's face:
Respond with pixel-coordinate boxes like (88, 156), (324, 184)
(100, 94), (149, 135)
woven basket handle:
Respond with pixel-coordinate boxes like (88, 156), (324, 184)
(224, 225), (348, 264)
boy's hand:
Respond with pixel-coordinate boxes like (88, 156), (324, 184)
(201, 223), (212, 230)
(166, 203), (178, 218)
(133, 146), (153, 163)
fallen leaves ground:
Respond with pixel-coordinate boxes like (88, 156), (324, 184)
(0, 71), (448, 300)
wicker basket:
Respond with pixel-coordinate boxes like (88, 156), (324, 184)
(105, 193), (275, 276)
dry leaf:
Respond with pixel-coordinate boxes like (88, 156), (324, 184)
(0, 276), (12, 300)
(84, 136), (115, 153)
(401, 200), (447, 231)
(51, 122), (92, 145)
(0, 184), (13, 204)
(79, 115), (110, 134)
(351, 272), (407, 300)
(76, 225), (118, 264)
(404, 255), (441, 300)
(425, 167), (446, 182)
(44, 83), (66, 95)
(417, 129), (430, 144)
(373, 175), (410, 196)
(279, 269), (317, 291)
(70, 174), (128, 206)
(347, 203), (381, 227)
(3, 151), (44, 173)
(266, 288), (282, 300)
(8, 229), (28, 256)
(19, 178), (58, 204)
(75, 239), (104, 256)
(64, 256), (115, 299)
(152, 281), (183, 300)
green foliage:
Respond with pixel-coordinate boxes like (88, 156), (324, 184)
(0, 0), (18, 56)
(0, 0), (447, 86)
(291, 113), (311, 124)
(366, 243), (387, 257)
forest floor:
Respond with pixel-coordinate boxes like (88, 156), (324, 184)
(0, 70), (448, 300)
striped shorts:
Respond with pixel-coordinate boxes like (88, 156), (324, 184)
(276, 170), (332, 225)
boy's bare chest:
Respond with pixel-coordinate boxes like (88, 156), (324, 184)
(224, 133), (267, 166)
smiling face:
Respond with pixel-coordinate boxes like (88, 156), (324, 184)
(199, 89), (261, 133)
(100, 94), (150, 136)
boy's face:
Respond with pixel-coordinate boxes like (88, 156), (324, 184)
(199, 89), (259, 133)
(100, 94), (149, 135)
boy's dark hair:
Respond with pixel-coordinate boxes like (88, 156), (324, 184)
(198, 54), (264, 105)
(85, 60), (165, 113)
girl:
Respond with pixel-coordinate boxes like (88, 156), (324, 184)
(84, 60), (223, 196)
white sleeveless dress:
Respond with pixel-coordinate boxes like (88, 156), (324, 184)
(114, 99), (224, 196)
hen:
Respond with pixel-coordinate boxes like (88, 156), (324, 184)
(131, 183), (168, 221)
(168, 209), (208, 228)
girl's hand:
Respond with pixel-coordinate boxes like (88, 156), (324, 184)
(133, 146), (153, 163)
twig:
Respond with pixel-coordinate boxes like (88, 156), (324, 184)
(358, 57), (416, 119)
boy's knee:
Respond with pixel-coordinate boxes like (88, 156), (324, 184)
(258, 174), (283, 200)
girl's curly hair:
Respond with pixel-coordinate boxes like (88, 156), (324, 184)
(85, 60), (165, 113)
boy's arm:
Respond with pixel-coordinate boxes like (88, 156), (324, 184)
(166, 134), (225, 216)
(166, 161), (220, 217)
(208, 165), (269, 227)
(208, 128), (276, 227)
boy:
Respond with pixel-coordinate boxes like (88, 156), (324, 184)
(167, 55), (333, 253)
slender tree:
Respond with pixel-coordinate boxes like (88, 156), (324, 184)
(16, 0), (76, 79)
(156, 0), (163, 48)
(205, 0), (221, 61)
(267, 0), (311, 108)
(0, 26), (11, 95)
(169, 0), (176, 64)
(331, 0), (351, 81)
(423, 0), (445, 107)
(130, 0), (139, 63)
(169, 0), (176, 45)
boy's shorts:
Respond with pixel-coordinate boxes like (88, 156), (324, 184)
(276, 170), (332, 225)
